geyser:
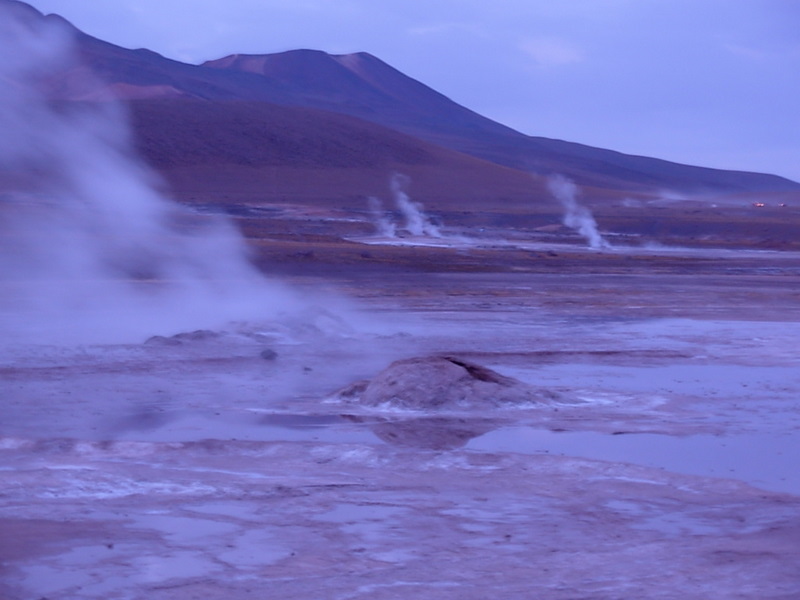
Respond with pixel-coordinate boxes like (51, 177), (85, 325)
(0, 4), (297, 344)
(390, 173), (441, 238)
(367, 196), (397, 238)
(546, 174), (611, 250)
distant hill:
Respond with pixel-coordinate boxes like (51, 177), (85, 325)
(201, 49), (797, 194)
(3, 0), (799, 199)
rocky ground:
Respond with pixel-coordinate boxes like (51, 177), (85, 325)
(2, 216), (800, 599)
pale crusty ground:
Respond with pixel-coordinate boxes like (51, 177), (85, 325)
(2, 257), (800, 599)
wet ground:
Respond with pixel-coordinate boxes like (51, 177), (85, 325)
(2, 241), (800, 599)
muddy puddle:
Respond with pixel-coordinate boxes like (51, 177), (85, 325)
(468, 427), (799, 495)
(100, 403), (800, 495)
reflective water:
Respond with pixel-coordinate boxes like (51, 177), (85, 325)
(115, 406), (799, 495)
(468, 427), (799, 494)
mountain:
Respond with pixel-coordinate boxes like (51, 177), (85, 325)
(125, 98), (548, 213)
(202, 50), (799, 194)
(3, 0), (799, 199)
(0, 0), (547, 213)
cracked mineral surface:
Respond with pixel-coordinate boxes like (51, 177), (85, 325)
(2, 264), (800, 599)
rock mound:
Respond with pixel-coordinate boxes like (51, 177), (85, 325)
(342, 355), (556, 410)
(144, 329), (223, 346)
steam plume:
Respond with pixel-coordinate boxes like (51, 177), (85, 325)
(546, 174), (611, 249)
(0, 5), (297, 344)
(367, 196), (396, 238)
(390, 173), (441, 237)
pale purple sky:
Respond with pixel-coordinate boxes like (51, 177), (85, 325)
(25, 0), (800, 182)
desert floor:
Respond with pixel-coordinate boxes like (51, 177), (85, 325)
(2, 219), (800, 599)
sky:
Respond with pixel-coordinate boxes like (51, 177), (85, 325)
(23, 0), (800, 182)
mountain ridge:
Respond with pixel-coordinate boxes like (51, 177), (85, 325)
(4, 0), (799, 196)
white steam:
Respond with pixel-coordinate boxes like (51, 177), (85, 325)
(0, 6), (298, 344)
(367, 196), (397, 238)
(546, 174), (611, 250)
(367, 173), (441, 238)
(390, 173), (441, 238)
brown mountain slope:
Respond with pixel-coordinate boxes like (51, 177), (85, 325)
(201, 49), (800, 195)
(6, 0), (793, 196)
(125, 99), (563, 214)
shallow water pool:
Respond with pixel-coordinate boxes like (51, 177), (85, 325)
(468, 427), (799, 495)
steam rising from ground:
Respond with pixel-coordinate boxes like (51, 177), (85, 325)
(391, 174), (441, 238)
(546, 174), (611, 249)
(368, 174), (441, 238)
(0, 6), (299, 344)
(367, 196), (397, 238)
